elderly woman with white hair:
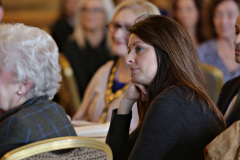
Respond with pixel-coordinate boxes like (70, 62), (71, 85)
(0, 23), (76, 157)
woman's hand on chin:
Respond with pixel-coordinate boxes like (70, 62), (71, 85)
(117, 79), (147, 114)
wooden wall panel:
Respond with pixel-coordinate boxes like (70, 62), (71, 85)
(2, 0), (61, 28)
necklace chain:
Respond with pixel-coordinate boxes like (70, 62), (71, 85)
(99, 60), (128, 122)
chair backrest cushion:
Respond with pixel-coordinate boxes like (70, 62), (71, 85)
(25, 148), (108, 160)
(201, 63), (224, 104)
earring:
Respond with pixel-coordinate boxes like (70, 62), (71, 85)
(17, 91), (22, 95)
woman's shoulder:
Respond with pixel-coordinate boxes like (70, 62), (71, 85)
(198, 39), (216, 48)
(152, 86), (205, 111)
(62, 39), (80, 54)
(197, 39), (217, 53)
(92, 60), (115, 78)
(150, 86), (190, 110)
(155, 86), (188, 100)
(82, 60), (115, 92)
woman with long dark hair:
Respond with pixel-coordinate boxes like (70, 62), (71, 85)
(172, 0), (205, 47)
(106, 15), (225, 160)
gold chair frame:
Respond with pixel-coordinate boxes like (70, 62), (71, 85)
(1, 136), (113, 160)
(201, 63), (224, 104)
(59, 54), (81, 116)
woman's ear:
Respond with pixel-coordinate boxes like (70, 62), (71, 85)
(20, 81), (32, 95)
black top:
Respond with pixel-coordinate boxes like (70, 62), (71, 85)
(0, 96), (76, 157)
(217, 76), (240, 127)
(63, 38), (112, 98)
(51, 18), (74, 52)
(106, 87), (225, 160)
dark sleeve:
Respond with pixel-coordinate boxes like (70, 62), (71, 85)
(129, 96), (186, 160)
(217, 81), (230, 114)
(217, 76), (240, 114)
(105, 109), (133, 160)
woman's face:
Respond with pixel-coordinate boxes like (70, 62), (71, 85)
(81, 0), (106, 31)
(213, 0), (239, 39)
(126, 34), (158, 86)
(175, 0), (199, 30)
(0, 69), (19, 112)
(234, 15), (240, 63)
(108, 8), (137, 58)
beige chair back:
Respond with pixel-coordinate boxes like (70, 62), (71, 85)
(201, 63), (224, 104)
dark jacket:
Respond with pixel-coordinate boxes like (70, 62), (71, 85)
(217, 76), (240, 127)
(0, 96), (76, 157)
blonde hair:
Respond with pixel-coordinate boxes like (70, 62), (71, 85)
(113, 0), (160, 20)
(73, 0), (114, 48)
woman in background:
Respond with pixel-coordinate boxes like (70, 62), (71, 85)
(0, 23), (76, 157)
(72, 0), (160, 131)
(63, 0), (114, 99)
(106, 15), (225, 160)
(51, 0), (78, 52)
(217, 14), (240, 127)
(197, 0), (240, 82)
(172, 0), (205, 47)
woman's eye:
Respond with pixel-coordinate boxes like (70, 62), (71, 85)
(236, 29), (240, 35)
(136, 47), (144, 52)
(127, 48), (131, 54)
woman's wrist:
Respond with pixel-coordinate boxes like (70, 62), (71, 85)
(117, 97), (135, 114)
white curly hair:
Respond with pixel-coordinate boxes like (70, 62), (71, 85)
(0, 23), (61, 100)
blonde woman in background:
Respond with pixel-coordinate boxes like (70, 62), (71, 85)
(51, 0), (78, 52)
(72, 0), (160, 131)
(63, 0), (114, 99)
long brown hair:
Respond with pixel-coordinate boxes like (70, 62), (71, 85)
(129, 15), (225, 126)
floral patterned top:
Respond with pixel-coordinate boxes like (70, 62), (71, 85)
(197, 39), (240, 82)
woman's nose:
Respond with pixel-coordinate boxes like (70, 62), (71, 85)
(234, 33), (240, 45)
(113, 27), (126, 39)
(125, 53), (135, 64)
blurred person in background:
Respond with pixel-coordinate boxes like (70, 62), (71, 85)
(63, 0), (114, 99)
(0, 0), (4, 23)
(0, 23), (76, 157)
(148, 0), (172, 16)
(217, 14), (240, 127)
(72, 0), (160, 131)
(51, 0), (78, 52)
(197, 0), (240, 82)
(172, 0), (205, 47)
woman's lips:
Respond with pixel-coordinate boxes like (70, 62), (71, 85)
(114, 41), (124, 45)
(130, 68), (138, 72)
(235, 49), (240, 55)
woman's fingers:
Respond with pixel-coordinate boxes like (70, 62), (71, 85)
(134, 83), (147, 94)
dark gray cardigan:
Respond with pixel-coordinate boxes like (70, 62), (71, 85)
(106, 87), (225, 160)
